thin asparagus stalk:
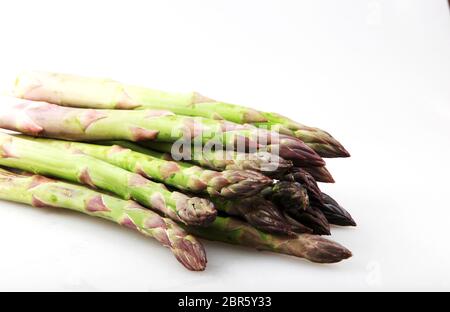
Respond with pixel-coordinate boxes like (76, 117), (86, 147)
(16, 136), (272, 199)
(0, 168), (207, 271)
(316, 193), (356, 227)
(0, 133), (216, 226)
(135, 141), (294, 174)
(187, 216), (352, 264)
(14, 71), (349, 158)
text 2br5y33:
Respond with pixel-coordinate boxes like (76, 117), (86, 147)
(222, 297), (271, 307)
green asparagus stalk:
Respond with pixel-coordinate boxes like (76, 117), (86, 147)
(14, 71), (349, 158)
(1, 96), (325, 167)
(0, 133), (216, 226)
(134, 141), (294, 174)
(0, 96), (259, 149)
(0, 168), (207, 271)
(16, 136), (272, 199)
(210, 196), (311, 236)
(187, 216), (352, 264)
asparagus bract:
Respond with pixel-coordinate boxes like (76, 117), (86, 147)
(0, 133), (216, 226)
(0, 168), (207, 271)
(17, 136), (272, 199)
(187, 216), (352, 264)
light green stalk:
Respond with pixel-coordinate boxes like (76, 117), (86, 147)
(0, 168), (207, 271)
(0, 133), (216, 226)
(0, 96), (259, 149)
(14, 71), (348, 158)
(17, 136), (272, 198)
(187, 216), (352, 264)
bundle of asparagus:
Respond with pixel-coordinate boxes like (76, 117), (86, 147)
(0, 71), (355, 271)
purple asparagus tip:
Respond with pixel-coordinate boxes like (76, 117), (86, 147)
(302, 235), (352, 263)
(172, 237), (207, 271)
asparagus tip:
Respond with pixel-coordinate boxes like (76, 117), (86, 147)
(219, 170), (273, 198)
(179, 196), (217, 226)
(303, 235), (352, 263)
(172, 237), (207, 271)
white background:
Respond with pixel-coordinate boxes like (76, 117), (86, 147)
(0, 0), (449, 291)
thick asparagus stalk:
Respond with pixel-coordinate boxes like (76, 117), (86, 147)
(0, 96), (258, 149)
(0, 168), (207, 271)
(0, 133), (216, 226)
(14, 71), (348, 158)
(187, 216), (352, 264)
(16, 136), (272, 199)
(135, 141), (294, 174)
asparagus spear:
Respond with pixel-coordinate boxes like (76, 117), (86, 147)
(286, 206), (331, 236)
(135, 141), (294, 174)
(253, 118), (350, 158)
(279, 167), (323, 204)
(0, 168), (207, 271)
(14, 71), (349, 158)
(302, 166), (335, 183)
(316, 193), (356, 227)
(210, 196), (312, 236)
(187, 216), (352, 264)
(16, 136), (272, 199)
(0, 96), (259, 149)
(0, 133), (216, 226)
(261, 181), (309, 211)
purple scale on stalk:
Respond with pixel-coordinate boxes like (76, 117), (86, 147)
(80, 109), (107, 130)
(129, 127), (159, 141)
(86, 195), (110, 212)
